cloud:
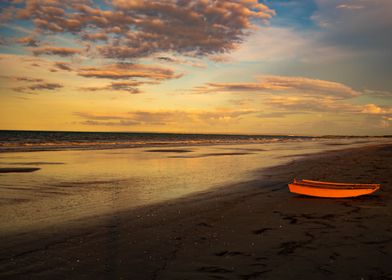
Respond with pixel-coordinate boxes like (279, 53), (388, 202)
(195, 75), (359, 98)
(75, 109), (257, 127)
(4, 0), (274, 60)
(81, 32), (108, 42)
(0, 74), (63, 93)
(52, 61), (73, 71)
(77, 63), (182, 81)
(228, 26), (311, 62)
(257, 111), (306, 119)
(312, 0), (392, 51)
(80, 81), (154, 94)
(13, 82), (63, 93)
(363, 89), (392, 99)
(156, 56), (207, 68)
(0, 37), (8, 45)
(1, 75), (43, 83)
(27, 82), (63, 91)
(0, 5), (16, 23)
(361, 104), (392, 115)
(77, 105), (391, 130)
(0, 54), (181, 94)
(32, 46), (82, 57)
(336, 4), (364, 10)
(261, 96), (392, 125)
(81, 120), (140, 126)
(361, 104), (392, 128)
(15, 36), (39, 47)
(262, 96), (358, 113)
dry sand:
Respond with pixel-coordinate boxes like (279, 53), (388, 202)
(0, 144), (391, 279)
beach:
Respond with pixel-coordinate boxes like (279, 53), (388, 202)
(0, 143), (391, 279)
(1, 0), (390, 278)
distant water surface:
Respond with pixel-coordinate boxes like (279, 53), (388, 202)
(0, 130), (313, 152)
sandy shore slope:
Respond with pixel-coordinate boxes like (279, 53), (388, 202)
(0, 144), (391, 279)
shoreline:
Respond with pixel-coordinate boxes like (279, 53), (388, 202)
(0, 144), (391, 279)
(0, 137), (389, 154)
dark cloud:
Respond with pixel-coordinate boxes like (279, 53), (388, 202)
(16, 36), (39, 47)
(157, 57), (175, 62)
(53, 61), (73, 71)
(0, 36), (10, 45)
(156, 56), (206, 68)
(1, 75), (63, 93)
(28, 82), (63, 90)
(13, 82), (63, 93)
(32, 46), (82, 57)
(2, 75), (44, 83)
(80, 81), (151, 94)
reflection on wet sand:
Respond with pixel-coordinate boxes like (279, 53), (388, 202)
(0, 139), (388, 235)
(216, 147), (266, 152)
(169, 152), (254, 158)
(3, 162), (65, 165)
(145, 149), (193, 153)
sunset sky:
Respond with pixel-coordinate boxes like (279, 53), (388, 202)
(0, 0), (391, 135)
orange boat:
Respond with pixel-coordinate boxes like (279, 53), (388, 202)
(288, 179), (380, 198)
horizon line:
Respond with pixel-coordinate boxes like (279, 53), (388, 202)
(0, 129), (390, 138)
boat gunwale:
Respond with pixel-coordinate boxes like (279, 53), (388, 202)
(301, 179), (379, 187)
(290, 182), (379, 190)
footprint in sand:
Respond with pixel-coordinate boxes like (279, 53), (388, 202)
(197, 266), (233, 273)
(214, 250), (250, 257)
(252, 228), (273, 235)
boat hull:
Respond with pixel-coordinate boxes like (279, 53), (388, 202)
(288, 183), (380, 198)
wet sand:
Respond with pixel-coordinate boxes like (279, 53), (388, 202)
(0, 144), (391, 279)
(145, 149), (194, 153)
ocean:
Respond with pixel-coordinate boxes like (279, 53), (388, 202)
(0, 130), (314, 152)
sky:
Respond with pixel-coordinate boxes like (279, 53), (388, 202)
(0, 0), (391, 136)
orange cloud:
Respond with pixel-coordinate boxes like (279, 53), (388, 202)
(361, 104), (392, 115)
(15, 36), (39, 47)
(195, 75), (359, 98)
(81, 32), (108, 42)
(76, 109), (257, 126)
(77, 63), (182, 81)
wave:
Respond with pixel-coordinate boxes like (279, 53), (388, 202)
(0, 130), (313, 152)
